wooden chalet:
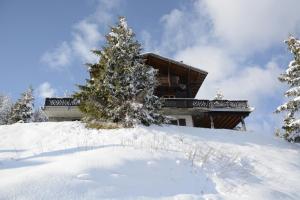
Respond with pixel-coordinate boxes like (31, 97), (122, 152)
(43, 53), (253, 130)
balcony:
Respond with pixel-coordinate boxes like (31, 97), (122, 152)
(44, 98), (80, 106)
(44, 97), (250, 111)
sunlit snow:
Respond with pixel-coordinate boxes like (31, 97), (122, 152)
(0, 122), (299, 199)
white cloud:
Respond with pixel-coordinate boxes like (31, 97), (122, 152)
(37, 82), (56, 98)
(140, 30), (158, 53)
(71, 20), (103, 63)
(159, 6), (210, 54)
(93, 0), (121, 25)
(158, 0), (300, 55)
(175, 46), (237, 82)
(160, 9), (185, 52)
(41, 42), (72, 70)
(200, 0), (300, 53)
(216, 60), (282, 104)
(41, 0), (120, 70)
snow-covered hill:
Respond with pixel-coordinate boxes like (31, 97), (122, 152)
(0, 122), (299, 200)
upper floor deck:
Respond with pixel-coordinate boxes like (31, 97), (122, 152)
(44, 97), (251, 112)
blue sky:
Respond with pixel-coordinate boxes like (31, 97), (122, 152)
(1, 0), (300, 133)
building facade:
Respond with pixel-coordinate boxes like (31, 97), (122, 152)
(43, 53), (253, 130)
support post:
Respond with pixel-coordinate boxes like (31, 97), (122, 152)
(168, 62), (171, 87)
(187, 68), (191, 98)
(241, 116), (246, 131)
(210, 115), (214, 129)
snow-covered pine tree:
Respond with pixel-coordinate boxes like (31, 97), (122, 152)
(276, 35), (300, 142)
(10, 87), (34, 123)
(213, 89), (224, 100)
(0, 94), (13, 125)
(32, 108), (48, 122)
(74, 17), (166, 128)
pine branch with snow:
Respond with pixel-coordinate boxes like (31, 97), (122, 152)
(276, 35), (300, 142)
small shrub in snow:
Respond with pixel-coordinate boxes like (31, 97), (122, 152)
(85, 120), (123, 129)
(9, 86), (34, 123)
(213, 89), (224, 100)
(32, 108), (48, 122)
(0, 94), (13, 125)
(276, 35), (300, 142)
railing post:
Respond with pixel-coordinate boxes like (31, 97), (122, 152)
(168, 62), (171, 87)
(241, 116), (246, 131)
(210, 115), (214, 129)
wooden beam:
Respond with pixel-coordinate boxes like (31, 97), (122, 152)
(219, 115), (232, 129)
(200, 115), (211, 128)
(187, 68), (191, 97)
(228, 116), (239, 129)
(219, 115), (234, 129)
(168, 61), (171, 87)
(210, 115), (214, 129)
(241, 116), (246, 131)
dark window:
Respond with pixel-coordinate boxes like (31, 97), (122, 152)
(163, 95), (175, 98)
(170, 120), (178, 125)
(178, 119), (186, 126)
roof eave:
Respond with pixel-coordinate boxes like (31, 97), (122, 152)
(141, 53), (208, 75)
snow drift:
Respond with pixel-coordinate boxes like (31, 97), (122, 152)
(0, 122), (299, 199)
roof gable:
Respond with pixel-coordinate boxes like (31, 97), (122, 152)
(142, 53), (208, 97)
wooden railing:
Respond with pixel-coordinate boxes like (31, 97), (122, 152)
(45, 97), (249, 110)
(45, 98), (80, 106)
(162, 98), (249, 109)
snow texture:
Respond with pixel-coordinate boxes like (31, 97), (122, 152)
(0, 122), (300, 199)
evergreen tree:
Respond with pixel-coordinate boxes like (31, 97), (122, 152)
(213, 89), (224, 100)
(74, 17), (166, 127)
(10, 87), (34, 123)
(32, 108), (48, 122)
(276, 35), (300, 142)
(0, 94), (13, 125)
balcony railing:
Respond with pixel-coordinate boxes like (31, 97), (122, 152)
(162, 98), (249, 110)
(45, 98), (80, 106)
(45, 97), (250, 110)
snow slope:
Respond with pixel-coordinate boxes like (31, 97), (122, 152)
(0, 122), (299, 200)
